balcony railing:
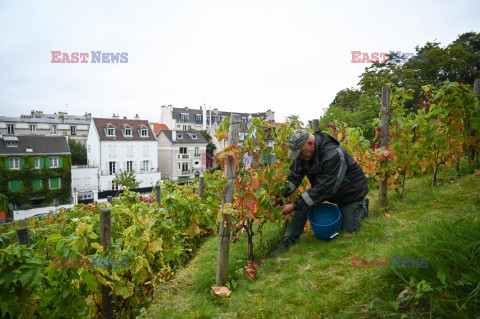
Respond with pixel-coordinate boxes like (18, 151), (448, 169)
(177, 154), (190, 160)
(179, 169), (192, 176)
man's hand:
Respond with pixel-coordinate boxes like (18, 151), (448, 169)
(274, 196), (284, 207)
(281, 204), (294, 215)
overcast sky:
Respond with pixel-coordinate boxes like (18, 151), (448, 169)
(0, 0), (479, 124)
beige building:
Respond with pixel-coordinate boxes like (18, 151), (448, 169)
(156, 130), (208, 183)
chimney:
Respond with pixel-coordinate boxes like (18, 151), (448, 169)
(112, 113), (119, 119)
(123, 116), (127, 119)
(172, 130), (176, 142)
(134, 114), (140, 119)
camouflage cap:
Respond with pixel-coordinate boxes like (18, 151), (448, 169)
(287, 129), (310, 160)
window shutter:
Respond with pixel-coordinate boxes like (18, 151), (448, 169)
(5, 159), (9, 170)
(46, 158), (50, 168)
(59, 157), (63, 168)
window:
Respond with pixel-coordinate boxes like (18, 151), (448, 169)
(127, 161), (133, 173)
(7, 124), (14, 134)
(32, 179), (42, 191)
(242, 117), (247, 123)
(180, 147), (187, 154)
(180, 114), (189, 122)
(124, 128), (132, 136)
(29, 124), (36, 132)
(194, 147), (200, 157)
(70, 126), (77, 135)
(240, 133), (245, 141)
(191, 134), (198, 139)
(196, 114), (202, 123)
(107, 128), (115, 136)
(177, 133), (183, 139)
(109, 161), (116, 175)
(181, 162), (189, 172)
(9, 158), (20, 169)
(142, 160), (149, 171)
(35, 157), (41, 169)
(51, 125), (57, 134)
(50, 157), (59, 168)
(141, 129), (148, 137)
(9, 180), (21, 192)
(49, 177), (61, 189)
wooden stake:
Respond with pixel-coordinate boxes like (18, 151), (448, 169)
(16, 227), (30, 247)
(379, 85), (391, 208)
(100, 208), (113, 319)
(313, 119), (319, 132)
(198, 175), (205, 199)
(216, 114), (240, 287)
(155, 185), (161, 205)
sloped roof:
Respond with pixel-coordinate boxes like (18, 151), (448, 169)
(0, 135), (70, 155)
(151, 123), (169, 135)
(161, 130), (208, 144)
(93, 118), (156, 141)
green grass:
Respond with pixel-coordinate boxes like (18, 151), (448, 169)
(145, 168), (480, 319)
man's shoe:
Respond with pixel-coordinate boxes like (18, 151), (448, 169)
(271, 238), (294, 256)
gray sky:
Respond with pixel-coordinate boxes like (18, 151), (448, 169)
(0, 0), (479, 124)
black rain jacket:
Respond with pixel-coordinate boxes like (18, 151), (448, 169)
(283, 131), (368, 211)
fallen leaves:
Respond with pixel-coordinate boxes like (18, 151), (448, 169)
(212, 286), (231, 297)
(384, 213), (392, 218)
(244, 261), (259, 280)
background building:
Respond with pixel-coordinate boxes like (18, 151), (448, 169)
(0, 110), (91, 145)
(156, 130), (207, 183)
(86, 117), (161, 191)
(0, 135), (71, 208)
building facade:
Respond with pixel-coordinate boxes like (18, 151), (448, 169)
(86, 117), (161, 191)
(0, 110), (91, 145)
(156, 130), (207, 182)
(0, 135), (71, 207)
(159, 104), (274, 133)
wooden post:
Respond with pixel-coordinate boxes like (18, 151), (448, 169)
(312, 119), (319, 132)
(198, 175), (205, 199)
(215, 114), (240, 287)
(107, 196), (112, 204)
(100, 208), (113, 319)
(155, 185), (161, 205)
(472, 79), (480, 162)
(379, 85), (391, 208)
(16, 227), (30, 247)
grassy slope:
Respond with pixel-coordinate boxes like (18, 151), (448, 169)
(146, 169), (480, 319)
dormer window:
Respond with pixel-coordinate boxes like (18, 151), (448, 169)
(180, 114), (189, 122)
(242, 117), (247, 123)
(196, 114), (202, 123)
(29, 124), (36, 132)
(124, 128), (132, 137)
(140, 129), (148, 137)
(192, 134), (197, 139)
(177, 133), (183, 139)
(107, 128), (115, 136)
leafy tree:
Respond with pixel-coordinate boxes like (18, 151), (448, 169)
(68, 138), (87, 165)
(113, 170), (140, 191)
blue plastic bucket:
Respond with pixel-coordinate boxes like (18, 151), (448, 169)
(307, 203), (341, 241)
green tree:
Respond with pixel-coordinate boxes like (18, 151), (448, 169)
(113, 171), (140, 191)
(68, 138), (87, 165)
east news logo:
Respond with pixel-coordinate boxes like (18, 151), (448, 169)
(51, 51), (128, 63)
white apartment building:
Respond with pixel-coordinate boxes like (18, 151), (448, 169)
(86, 117), (161, 191)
